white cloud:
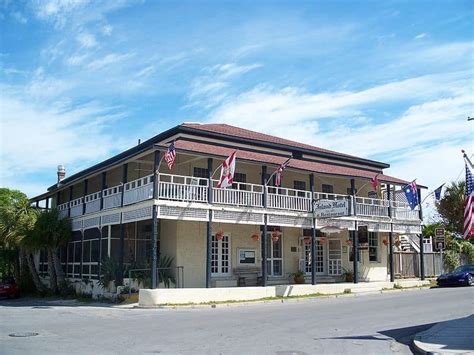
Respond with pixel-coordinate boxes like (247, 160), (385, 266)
(414, 33), (427, 40)
(87, 52), (135, 70)
(77, 32), (98, 48)
(188, 62), (262, 108)
(101, 24), (113, 36)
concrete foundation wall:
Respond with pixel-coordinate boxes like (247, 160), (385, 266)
(139, 279), (430, 306)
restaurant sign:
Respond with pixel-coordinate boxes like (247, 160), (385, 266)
(313, 199), (350, 218)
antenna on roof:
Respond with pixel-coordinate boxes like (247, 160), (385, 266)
(138, 139), (141, 145)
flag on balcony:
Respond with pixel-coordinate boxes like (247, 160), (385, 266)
(217, 151), (237, 188)
(164, 142), (177, 170)
(274, 158), (291, 187)
(370, 174), (380, 191)
(434, 183), (445, 201)
(464, 162), (474, 239)
(403, 181), (418, 210)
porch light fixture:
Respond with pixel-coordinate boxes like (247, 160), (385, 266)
(215, 230), (224, 241)
(271, 232), (279, 243)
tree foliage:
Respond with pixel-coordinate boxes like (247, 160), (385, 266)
(436, 181), (465, 235)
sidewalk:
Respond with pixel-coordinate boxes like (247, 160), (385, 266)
(413, 314), (474, 354)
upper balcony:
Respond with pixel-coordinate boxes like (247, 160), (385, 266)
(57, 172), (421, 223)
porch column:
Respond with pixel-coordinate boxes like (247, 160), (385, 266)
(310, 173), (316, 285)
(118, 163), (128, 286)
(206, 158), (213, 288)
(261, 165), (268, 287)
(56, 191), (60, 209)
(35, 200), (39, 208)
(68, 186), (73, 217)
(387, 184), (394, 282)
(418, 187), (425, 280)
(45, 197), (49, 209)
(351, 178), (359, 283)
(151, 150), (161, 289)
(100, 171), (107, 210)
(82, 179), (88, 215)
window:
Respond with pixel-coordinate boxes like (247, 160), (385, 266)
(368, 191), (378, 198)
(322, 184), (333, 193)
(294, 180), (306, 197)
(369, 232), (378, 262)
(193, 167), (208, 186)
(211, 234), (230, 276)
(233, 172), (247, 190)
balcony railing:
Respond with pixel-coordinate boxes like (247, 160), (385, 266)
(213, 180), (263, 208)
(56, 172), (421, 222)
(267, 186), (312, 212)
(85, 192), (101, 214)
(355, 197), (390, 218)
(159, 174), (208, 203)
(123, 175), (154, 206)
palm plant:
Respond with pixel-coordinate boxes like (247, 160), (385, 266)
(0, 188), (43, 291)
(33, 208), (71, 293)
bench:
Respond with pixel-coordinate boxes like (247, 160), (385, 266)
(233, 266), (262, 286)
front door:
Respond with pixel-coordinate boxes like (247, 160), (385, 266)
(300, 238), (325, 275)
(266, 232), (283, 277)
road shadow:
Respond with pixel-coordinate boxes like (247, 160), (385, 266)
(316, 322), (437, 354)
(0, 296), (123, 309)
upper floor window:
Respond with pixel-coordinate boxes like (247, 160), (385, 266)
(233, 172), (247, 190)
(294, 180), (306, 197)
(193, 167), (208, 186)
(322, 184), (334, 193)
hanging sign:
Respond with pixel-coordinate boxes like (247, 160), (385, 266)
(313, 199), (349, 218)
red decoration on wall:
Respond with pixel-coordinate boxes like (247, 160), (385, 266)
(215, 231), (224, 241)
(251, 234), (260, 241)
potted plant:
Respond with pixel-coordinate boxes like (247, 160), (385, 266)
(251, 233), (259, 242)
(291, 270), (306, 284)
(342, 268), (354, 282)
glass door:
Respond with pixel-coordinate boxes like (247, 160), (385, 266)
(266, 232), (283, 277)
(300, 238), (325, 275)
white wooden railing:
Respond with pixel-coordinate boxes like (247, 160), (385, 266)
(123, 175), (154, 206)
(213, 180), (263, 207)
(391, 201), (420, 221)
(267, 186), (312, 212)
(55, 172), (421, 222)
(69, 197), (83, 218)
(355, 197), (389, 217)
(103, 186), (122, 209)
(158, 173), (208, 203)
(84, 192), (101, 214)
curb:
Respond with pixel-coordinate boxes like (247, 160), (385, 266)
(136, 286), (430, 309)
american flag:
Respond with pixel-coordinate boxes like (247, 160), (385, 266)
(464, 162), (474, 239)
(164, 142), (176, 170)
(275, 158), (291, 187)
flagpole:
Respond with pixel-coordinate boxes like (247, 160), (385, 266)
(265, 157), (291, 185)
(462, 150), (474, 169)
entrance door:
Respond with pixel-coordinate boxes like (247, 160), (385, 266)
(266, 232), (283, 277)
(211, 234), (231, 276)
(328, 239), (342, 275)
(300, 238), (325, 275)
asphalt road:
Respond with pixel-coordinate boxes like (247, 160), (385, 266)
(1, 287), (473, 355)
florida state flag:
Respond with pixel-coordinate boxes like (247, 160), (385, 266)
(217, 151), (237, 188)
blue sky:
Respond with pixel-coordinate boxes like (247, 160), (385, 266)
(0, 0), (473, 218)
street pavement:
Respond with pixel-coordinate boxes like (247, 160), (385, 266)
(0, 286), (473, 354)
